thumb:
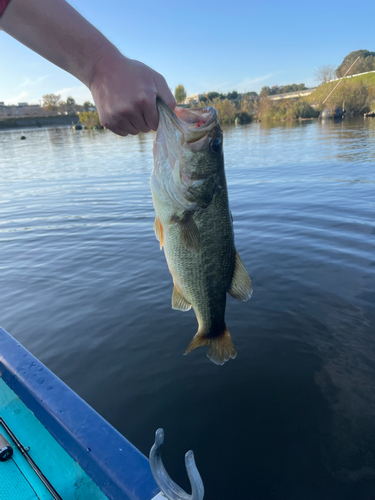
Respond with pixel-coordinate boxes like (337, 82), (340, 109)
(154, 72), (176, 110)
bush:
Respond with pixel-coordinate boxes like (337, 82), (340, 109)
(293, 100), (320, 119)
(256, 97), (319, 121)
(197, 98), (253, 124)
(321, 80), (370, 115)
(79, 111), (101, 128)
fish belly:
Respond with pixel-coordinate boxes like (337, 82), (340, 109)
(152, 176), (235, 335)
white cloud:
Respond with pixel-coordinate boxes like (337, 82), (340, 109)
(19, 75), (49, 87)
(234, 73), (275, 91)
(4, 91), (29, 105)
(187, 73), (276, 95)
(194, 79), (233, 94)
(3, 84), (93, 106)
(53, 85), (93, 104)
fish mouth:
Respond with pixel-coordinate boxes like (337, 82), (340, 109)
(156, 98), (218, 144)
(153, 99), (221, 211)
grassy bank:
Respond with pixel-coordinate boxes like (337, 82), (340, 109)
(256, 98), (319, 121)
(307, 72), (375, 115)
(194, 95), (319, 123)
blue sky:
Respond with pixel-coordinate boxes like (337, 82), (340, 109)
(1, 0), (375, 104)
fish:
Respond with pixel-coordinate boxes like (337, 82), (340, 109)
(151, 98), (252, 365)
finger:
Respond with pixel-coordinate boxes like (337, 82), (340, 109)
(99, 115), (129, 136)
(127, 110), (151, 134)
(153, 72), (176, 110)
(118, 117), (139, 136)
(110, 125), (128, 137)
(108, 118), (137, 136)
(142, 102), (159, 131)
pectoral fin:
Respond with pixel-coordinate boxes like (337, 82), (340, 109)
(172, 285), (191, 311)
(171, 211), (200, 252)
(228, 251), (252, 301)
(154, 216), (164, 249)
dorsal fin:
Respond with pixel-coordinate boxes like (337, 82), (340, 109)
(228, 251), (252, 301)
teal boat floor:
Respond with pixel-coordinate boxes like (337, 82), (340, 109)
(0, 378), (109, 500)
(1, 458), (41, 499)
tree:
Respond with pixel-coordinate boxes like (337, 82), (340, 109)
(174, 84), (187, 104)
(227, 91), (238, 100)
(83, 101), (94, 111)
(65, 96), (76, 113)
(336, 50), (375, 77)
(207, 92), (219, 100)
(42, 93), (61, 112)
(315, 65), (335, 83)
(260, 86), (271, 97)
(269, 85), (281, 95)
(58, 100), (67, 114)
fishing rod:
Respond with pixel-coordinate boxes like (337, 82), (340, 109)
(0, 416), (63, 500)
(319, 56), (360, 110)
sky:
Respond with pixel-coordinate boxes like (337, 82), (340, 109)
(1, 0), (375, 105)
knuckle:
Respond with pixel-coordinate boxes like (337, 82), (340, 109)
(137, 93), (152, 108)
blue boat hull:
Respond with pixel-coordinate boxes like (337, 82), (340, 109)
(0, 327), (160, 500)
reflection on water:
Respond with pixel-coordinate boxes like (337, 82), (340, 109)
(1, 118), (375, 499)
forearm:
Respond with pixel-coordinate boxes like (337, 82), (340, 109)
(1, 0), (176, 136)
(0, 0), (121, 87)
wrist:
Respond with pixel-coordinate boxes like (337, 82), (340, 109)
(86, 44), (126, 90)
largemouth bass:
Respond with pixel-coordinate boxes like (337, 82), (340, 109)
(151, 98), (252, 365)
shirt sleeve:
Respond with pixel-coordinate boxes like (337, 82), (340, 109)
(0, 0), (12, 17)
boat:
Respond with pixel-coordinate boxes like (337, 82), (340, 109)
(0, 326), (204, 500)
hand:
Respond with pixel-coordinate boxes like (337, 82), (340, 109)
(89, 54), (176, 136)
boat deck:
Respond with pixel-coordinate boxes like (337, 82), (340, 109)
(0, 326), (160, 500)
(0, 377), (108, 499)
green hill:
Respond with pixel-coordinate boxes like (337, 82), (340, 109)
(306, 72), (375, 113)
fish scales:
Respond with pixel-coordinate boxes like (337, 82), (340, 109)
(151, 98), (252, 365)
(167, 185), (235, 332)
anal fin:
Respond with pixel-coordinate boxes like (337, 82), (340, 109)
(228, 251), (252, 301)
(172, 285), (191, 311)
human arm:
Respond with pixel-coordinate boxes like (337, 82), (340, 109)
(0, 0), (176, 135)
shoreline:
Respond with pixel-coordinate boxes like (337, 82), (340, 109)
(0, 114), (79, 130)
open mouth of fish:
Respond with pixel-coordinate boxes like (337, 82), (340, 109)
(151, 98), (222, 210)
(153, 98), (221, 191)
(156, 97), (219, 149)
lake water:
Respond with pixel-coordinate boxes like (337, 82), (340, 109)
(1, 118), (375, 500)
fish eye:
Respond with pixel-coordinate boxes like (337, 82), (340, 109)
(210, 137), (222, 153)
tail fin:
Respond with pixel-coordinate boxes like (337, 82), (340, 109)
(184, 325), (237, 366)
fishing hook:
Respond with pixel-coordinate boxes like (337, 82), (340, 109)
(149, 428), (204, 500)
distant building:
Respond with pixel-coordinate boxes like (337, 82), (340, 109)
(0, 103), (43, 118)
(184, 93), (205, 106)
